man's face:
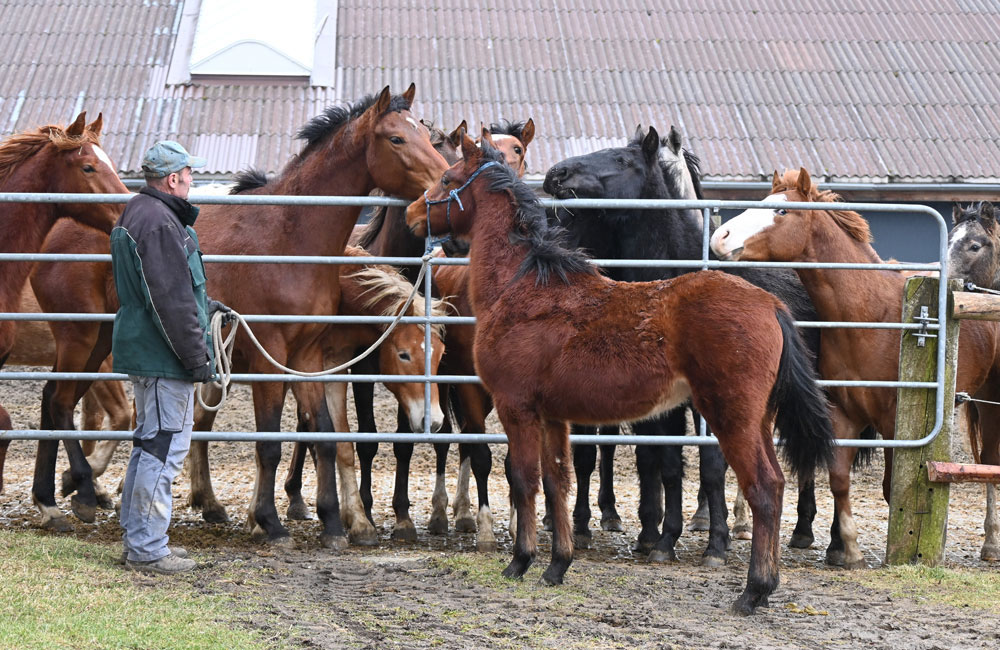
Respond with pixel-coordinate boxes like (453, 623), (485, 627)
(164, 166), (193, 200)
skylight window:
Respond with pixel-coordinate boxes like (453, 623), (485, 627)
(190, 0), (316, 78)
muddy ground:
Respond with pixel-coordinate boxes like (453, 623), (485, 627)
(1, 368), (998, 649)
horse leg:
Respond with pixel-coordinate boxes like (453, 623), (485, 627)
(689, 412), (711, 532)
(633, 440), (664, 553)
(453, 445), (474, 532)
(466, 441), (496, 552)
(496, 402), (542, 580)
(32, 382), (80, 530)
(598, 425), (623, 531)
(571, 425), (597, 549)
(0, 408), (9, 495)
(321, 379), (376, 546)
(290, 378), (345, 550)
(82, 440), (120, 510)
(391, 441), (417, 541)
(351, 378), (379, 526)
(248, 382), (293, 545)
(978, 411), (1000, 561)
(647, 443), (683, 563)
(789, 471), (817, 548)
(187, 388), (227, 523)
(698, 443), (730, 567)
(827, 444), (865, 569)
(634, 411), (682, 554)
(283, 440), (312, 520)
(428, 439), (450, 535)
(732, 489), (752, 540)
(540, 419), (574, 585)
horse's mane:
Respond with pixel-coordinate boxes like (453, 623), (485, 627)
(345, 245), (446, 338)
(296, 92), (412, 153)
(478, 145), (597, 285)
(230, 168), (270, 194)
(355, 204), (387, 250)
(773, 170), (873, 244)
(0, 124), (101, 186)
(489, 119), (528, 142)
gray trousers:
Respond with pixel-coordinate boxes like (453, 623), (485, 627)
(120, 375), (193, 562)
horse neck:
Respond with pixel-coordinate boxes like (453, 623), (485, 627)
(0, 165), (58, 312)
(467, 192), (532, 307)
(372, 206), (425, 261)
(794, 215), (900, 323)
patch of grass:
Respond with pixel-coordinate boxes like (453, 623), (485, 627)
(0, 530), (271, 650)
(430, 554), (587, 604)
(836, 564), (1000, 613)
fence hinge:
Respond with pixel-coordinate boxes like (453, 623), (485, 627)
(912, 305), (937, 348)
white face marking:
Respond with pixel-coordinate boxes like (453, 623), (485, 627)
(91, 145), (116, 173)
(710, 193), (788, 258)
(490, 134), (514, 142)
(405, 116), (421, 132)
(947, 221), (971, 260)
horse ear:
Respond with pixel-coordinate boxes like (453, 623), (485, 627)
(633, 124), (645, 142)
(448, 120), (467, 147)
(641, 126), (660, 160)
(667, 126), (683, 155)
(796, 167), (812, 197)
(480, 126), (496, 150)
(460, 131), (479, 161)
(982, 201), (997, 231)
(771, 171), (781, 191)
(519, 118), (535, 148)
(953, 204), (968, 226)
(87, 112), (103, 137)
(372, 86), (392, 115)
(66, 112), (87, 137)
(402, 83), (416, 106)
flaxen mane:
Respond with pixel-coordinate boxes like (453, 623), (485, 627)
(0, 125), (100, 186)
(773, 170), (872, 243)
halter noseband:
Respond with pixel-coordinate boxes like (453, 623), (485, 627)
(423, 160), (499, 252)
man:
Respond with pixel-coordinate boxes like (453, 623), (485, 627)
(111, 140), (231, 574)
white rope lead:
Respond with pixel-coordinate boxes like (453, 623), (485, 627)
(196, 253), (432, 412)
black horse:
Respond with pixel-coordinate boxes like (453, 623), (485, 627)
(543, 126), (823, 564)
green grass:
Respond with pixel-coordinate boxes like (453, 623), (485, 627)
(0, 530), (271, 650)
(837, 564), (1000, 613)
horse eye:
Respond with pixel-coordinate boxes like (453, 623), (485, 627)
(398, 351), (411, 362)
(82, 164), (95, 173)
(514, 147), (523, 155)
(970, 243), (982, 252)
(390, 136), (405, 145)
(775, 209), (788, 216)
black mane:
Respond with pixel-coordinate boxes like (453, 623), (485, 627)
(356, 203), (387, 250)
(230, 168), (270, 194)
(489, 119), (529, 142)
(478, 145), (596, 285)
(296, 92), (413, 151)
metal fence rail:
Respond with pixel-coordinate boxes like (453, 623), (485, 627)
(0, 193), (948, 450)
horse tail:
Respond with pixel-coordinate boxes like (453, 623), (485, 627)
(967, 402), (983, 464)
(769, 307), (835, 478)
(852, 427), (878, 471)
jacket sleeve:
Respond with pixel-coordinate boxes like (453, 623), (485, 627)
(134, 221), (210, 370)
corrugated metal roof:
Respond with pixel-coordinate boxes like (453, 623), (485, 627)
(1, 0), (998, 183)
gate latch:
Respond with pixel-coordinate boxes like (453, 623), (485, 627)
(913, 305), (937, 348)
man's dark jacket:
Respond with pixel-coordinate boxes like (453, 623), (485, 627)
(110, 186), (213, 379)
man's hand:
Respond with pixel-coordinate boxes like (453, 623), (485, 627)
(191, 361), (215, 384)
(207, 298), (235, 326)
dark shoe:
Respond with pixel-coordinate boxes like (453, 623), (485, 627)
(126, 552), (196, 575)
(119, 546), (188, 565)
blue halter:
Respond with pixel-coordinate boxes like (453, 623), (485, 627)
(423, 160), (499, 252)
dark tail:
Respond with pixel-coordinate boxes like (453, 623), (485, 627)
(769, 308), (835, 478)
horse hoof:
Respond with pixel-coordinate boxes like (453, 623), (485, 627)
(541, 515), (553, 533)
(825, 550), (846, 567)
(60, 471), (76, 498)
(392, 524), (417, 543)
(427, 515), (449, 536)
(201, 507), (230, 524)
(688, 516), (710, 532)
(733, 525), (753, 541)
(700, 554), (725, 568)
(476, 540), (498, 553)
(348, 525), (379, 547)
(285, 501), (312, 521)
(455, 516), (477, 533)
(647, 549), (677, 564)
(268, 535), (295, 549)
(631, 539), (654, 555)
(789, 532), (814, 549)
(96, 493), (116, 511)
(573, 532), (592, 550)
(320, 534), (348, 551)
(70, 496), (97, 524)
(601, 515), (624, 532)
(981, 546), (1000, 562)
(844, 557), (868, 570)
(41, 515), (73, 533)
(539, 568), (564, 586)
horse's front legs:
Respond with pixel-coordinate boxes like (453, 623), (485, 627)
(496, 403), (542, 580)
(187, 389), (227, 523)
(827, 445), (865, 568)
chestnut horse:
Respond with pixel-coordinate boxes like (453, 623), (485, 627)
(187, 85), (448, 549)
(406, 134), (835, 615)
(948, 201), (1000, 560)
(711, 168), (1000, 566)
(0, 113), (126, 519)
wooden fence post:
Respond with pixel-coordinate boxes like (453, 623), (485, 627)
(886, 277), (961, 566)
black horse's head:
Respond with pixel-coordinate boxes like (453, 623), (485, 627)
(543, 126), (664, 202)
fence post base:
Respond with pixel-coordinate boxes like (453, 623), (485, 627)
(886, 277), (960, 566)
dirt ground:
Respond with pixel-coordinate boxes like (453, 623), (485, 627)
(1, 369), (999, 649)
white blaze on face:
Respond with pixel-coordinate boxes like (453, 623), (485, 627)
(405, 116), (421, 132)
(947, 221), (972, 260)
(710, 193), (788, 258)
(91, 145), (116, 173)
